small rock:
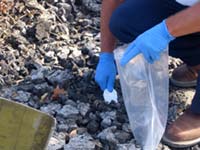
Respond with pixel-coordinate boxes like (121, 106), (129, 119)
(58, 124), (69, 132)
(44, 51), (56, 63)
(35, 20), (52, 41)
(70, 48), (82, 58)
(116, 113), (127, 124)
(122, 123), (132, 133)
(65, 119), (78, 132)
(57, 47), (70, 62)
(32, 83), (53, 97)
(100, 111), (116, 120)
(57, 105), (79, 119)
(101, 117), (112, 128)
(57, 3), (72, 17)
(114, 130), (132, 143)
(64, 133), (97, 150)
(64, 99), (77, 107)
(53, 23), (69, 36)
(30, 67), (49, 83)
(157, 143), (171, 150)
(28, 99), (40, 109)
(25, 0), (46, 11)
(168, 105), (178, 122)
(97, 126), (118, 144)
(87, 120), (99, 134)
(86, 55), (98, 67)
(46, 69), (73, 86)
(116, 140), (138, 150)
(40, 103), (61, 115)
(100, 111), (116, 128)
(77, 102), (90, 116)
(77, 127), (88, 135)
(81, 47), (90, 55)
(81, 0), (101, 12)
(13, 91), (31, 102)
(48, 134), (65, 150)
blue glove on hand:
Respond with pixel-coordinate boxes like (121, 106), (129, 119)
(120, 20), (175, 66)
(95, 52), (117, 92)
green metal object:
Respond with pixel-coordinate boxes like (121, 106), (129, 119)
(0, 97), (56, 150)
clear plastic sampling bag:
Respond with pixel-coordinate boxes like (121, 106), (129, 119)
(114, 45), (169, 150)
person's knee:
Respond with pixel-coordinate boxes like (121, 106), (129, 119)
(109, 8), (132, 43)
(109, 9), (122, 39)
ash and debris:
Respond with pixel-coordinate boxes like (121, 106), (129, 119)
(0, 0), (198, 150)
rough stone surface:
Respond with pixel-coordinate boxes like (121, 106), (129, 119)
(100, 111), (117, 128)
(48, 136), (65, 150)
(64, 133), (97, 150)
(11, 90), (31, 102)
(77, 102), (90, 116)
(40, 103), (61, 115)
(116, 140), (140, 150)
(0, 1), (198, 150)
(57, 105), (79, 119)
(97, 126), (118, 144)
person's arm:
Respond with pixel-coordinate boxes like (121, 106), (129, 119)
(95, 0), (124, 92)
(120, 2), (200, 65)
(100, 0), (124, 53)
(166, 2), (200, 37)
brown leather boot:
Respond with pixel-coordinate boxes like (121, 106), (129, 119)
(170, 64), (200, 87)
(162, 109), (200, 148)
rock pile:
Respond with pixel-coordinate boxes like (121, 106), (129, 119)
(0, 0), (197, 150)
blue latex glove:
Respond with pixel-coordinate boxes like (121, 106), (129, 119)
(95, 52), (117, 92)
(120, 20), (175, 66)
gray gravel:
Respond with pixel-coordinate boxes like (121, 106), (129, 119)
(0, 0), (199, 150)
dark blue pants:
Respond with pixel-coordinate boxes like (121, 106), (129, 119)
(109, 0), (200, 113)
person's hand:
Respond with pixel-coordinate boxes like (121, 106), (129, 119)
(120, 20), (175, 66)
(95, 52), (117, 92)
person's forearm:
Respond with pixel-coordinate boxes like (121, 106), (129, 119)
(100, 0), (124, 53)
(166, 2), (200, 37)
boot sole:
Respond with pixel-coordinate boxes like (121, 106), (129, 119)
(170, 77), (197, 88)
(162, 135), (200, 148)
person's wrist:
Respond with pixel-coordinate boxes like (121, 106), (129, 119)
(100, 52), (114, 61)
(162, 20), (176, 41)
